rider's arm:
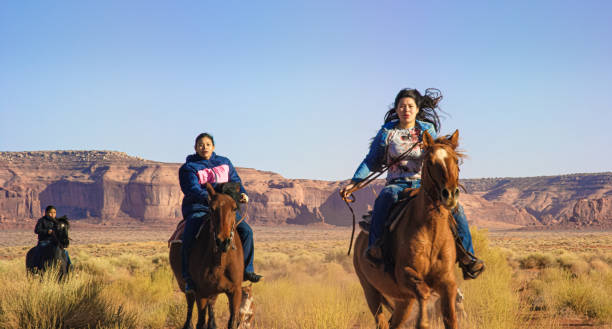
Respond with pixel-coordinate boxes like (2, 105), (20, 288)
(351, 128), (386, 183)
(179, 164), (210, 202)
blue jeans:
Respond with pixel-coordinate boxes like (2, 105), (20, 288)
(368, 181), (475, 256)
(452, 204), (474, 254)
(181, 211), (256, 282)
(369, 181), (419, 247)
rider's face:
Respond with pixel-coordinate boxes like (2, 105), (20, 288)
(395, 97), (419, 127)
(195, 137), (215, 160)
(46, 208), (56, 219)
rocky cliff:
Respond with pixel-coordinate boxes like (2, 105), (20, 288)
(1, 151), (610, 229)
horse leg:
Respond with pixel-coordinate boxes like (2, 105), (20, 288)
(206, 296), (217, 329)
(416, 296), (430, 329)
(355, 275), (388, 329)
(195, 297), (209, 329)
(439, 282), (458, 329)
(226, 288), (242, 329)
(388, 298), (416, 329)
(182, 292), (196, 329)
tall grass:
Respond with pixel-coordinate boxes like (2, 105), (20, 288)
(0, 260), (136, 329)
(0, 230), (610, 328)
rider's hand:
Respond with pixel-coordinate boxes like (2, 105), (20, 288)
(47, 229), (53, 234)
(239, 193), (249, 203)
(340, 183), (355, 199)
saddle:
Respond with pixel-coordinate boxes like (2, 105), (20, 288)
(168, 182), (241, 248)
(359, 187), (466, 273)
(168, 218), (212, 248)
(359, 187), (419, 234)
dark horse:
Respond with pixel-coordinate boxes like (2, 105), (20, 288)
(170, 183), (244, 329)
(354, 130), (464, 329)
(26, 215), (71, 280)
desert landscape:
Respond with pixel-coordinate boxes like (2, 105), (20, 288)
(1, 151), (611, 229)
(0, 226), (610, 328)
(1, 151), (611, 328)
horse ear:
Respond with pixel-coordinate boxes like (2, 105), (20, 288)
(448, 130), (459, 149)
(205, 183), (216, 200)
(422, 130), (434, 148)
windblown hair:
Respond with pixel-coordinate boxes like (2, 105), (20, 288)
(195, 132), (215, 146)
(383, 88), (443, 133)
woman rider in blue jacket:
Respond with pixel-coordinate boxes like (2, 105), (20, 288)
(340, 88), (484, 279)
(179, 133), (262, 294)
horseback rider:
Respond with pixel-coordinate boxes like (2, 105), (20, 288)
(34, 205), (72, 268)
(179, 132), (263, 294)
(340, 88), (484, 279)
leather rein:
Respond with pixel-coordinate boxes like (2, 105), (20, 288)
(342, 142), (420, 256)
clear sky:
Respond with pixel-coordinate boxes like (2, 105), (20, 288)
(1, 1), (611, 181)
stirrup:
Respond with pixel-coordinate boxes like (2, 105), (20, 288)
(364, 246), (383, 265)
(460, 259), (485, 280)
(244, 272), (263, 283)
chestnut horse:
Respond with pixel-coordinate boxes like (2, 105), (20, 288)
(353, 130), (464, 329)
(170, 183), (244, 329)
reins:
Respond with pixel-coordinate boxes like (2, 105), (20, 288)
(236, 203), (249, 227)
(342, 142), (420, 256)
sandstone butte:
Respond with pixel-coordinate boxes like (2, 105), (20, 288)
(0, 151), (611, 229)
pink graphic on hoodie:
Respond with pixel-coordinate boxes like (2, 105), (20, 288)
(197, 164), (230, 185)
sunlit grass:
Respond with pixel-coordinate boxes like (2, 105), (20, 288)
(0, 227), (610, 328)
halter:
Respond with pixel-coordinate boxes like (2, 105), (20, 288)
(210, 199), (239, 253)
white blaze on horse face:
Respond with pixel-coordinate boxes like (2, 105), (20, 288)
(433, 148), (448, 171)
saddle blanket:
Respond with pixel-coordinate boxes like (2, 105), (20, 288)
(168, 219), (186, 247)
(168, 219), (209, 248)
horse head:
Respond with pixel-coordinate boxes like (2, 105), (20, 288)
(205, 183), (239, 253)
(421, 130), (464, 209)
(54, 215), (71, 248)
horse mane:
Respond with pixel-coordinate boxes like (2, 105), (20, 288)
(431, 134), (467, 162)
(56, 215), (70, 229)
(215, 182), (241, 204)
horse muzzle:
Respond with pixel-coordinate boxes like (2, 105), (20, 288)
(215, 230), (235, 253)
(441, 187), (460, 209)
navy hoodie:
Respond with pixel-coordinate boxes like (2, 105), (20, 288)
(179, 152), (247, 218)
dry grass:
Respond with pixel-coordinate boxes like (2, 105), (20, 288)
(0, 226), (610, 328)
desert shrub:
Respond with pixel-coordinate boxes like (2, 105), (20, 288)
(323, 247), (354, 273)
(589, 258), (610, 273)
(518, 252), (556, 269)
(460, 228), (523, 329)
(537, 267), (612, 324)
(0, 265), (136, 329)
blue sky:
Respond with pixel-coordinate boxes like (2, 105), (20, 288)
(1, 1), (611, 180)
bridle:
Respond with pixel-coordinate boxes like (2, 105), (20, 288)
(210, 197), (239, 253)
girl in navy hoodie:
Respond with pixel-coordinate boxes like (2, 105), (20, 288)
(179, 133), (262, 294)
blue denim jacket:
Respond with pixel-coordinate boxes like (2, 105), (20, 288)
(351, 120), (437, 183)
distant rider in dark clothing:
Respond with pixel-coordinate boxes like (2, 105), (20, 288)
(179, 132), (262, 295)
(34, 205), (72, 268)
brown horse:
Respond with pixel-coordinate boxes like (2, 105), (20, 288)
(170, 183), (244, 329)
(353, 130), (464, 329)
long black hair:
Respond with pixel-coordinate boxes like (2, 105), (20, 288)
(383, 88), (443, 133)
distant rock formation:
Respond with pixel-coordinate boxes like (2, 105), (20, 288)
(1, 151), (610, 229)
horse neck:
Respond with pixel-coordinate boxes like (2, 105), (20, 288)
(197, 215), (235, 265)
(409, 191), (451, 227)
